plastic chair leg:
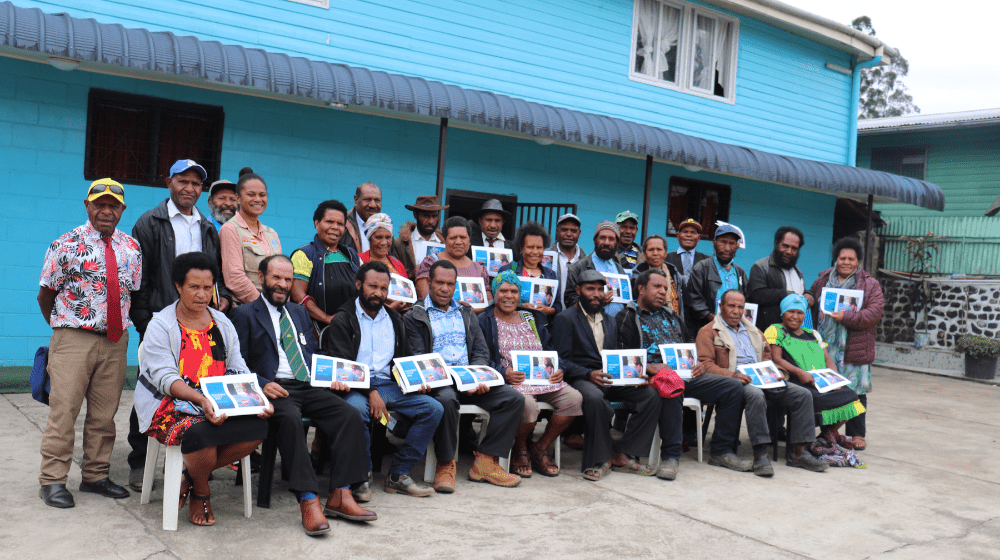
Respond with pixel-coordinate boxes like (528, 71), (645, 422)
(140, 437), (158, 505)
(162, 446), (183, 531)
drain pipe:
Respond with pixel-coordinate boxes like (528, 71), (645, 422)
(847, 46), (883, 166)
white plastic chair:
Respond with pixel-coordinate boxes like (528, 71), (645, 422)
(648, 397), (704, 466)
(424, 405), (509, 482)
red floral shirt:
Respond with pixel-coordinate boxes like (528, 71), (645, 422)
(39, 221), (142, 330)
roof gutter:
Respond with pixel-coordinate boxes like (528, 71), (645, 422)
(848, 47), (884, 166)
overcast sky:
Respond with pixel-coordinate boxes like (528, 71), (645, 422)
(787, 0), (1000, 116)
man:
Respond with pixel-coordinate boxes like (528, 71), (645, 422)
(683, 222), (748, 335)
(614, 210), (643, 273)
(290, 200), (362, 326)
(695, 290), (827, 476)
(341, 182), (382, 253)
(617, 269), (750, 478)
(205, 179), (238, 230)
(553, 270), (661, 480)
(665, 218), (710, 285)
(403, 260), (524, 490)
(550, 213), (587, 310)
(748, 226), (812, 330)
(231, 255), (375, 536)
(468, 199), (513, 249)
(324, 261), (443, 499)
(391, 195), (448, 280)
(565, 221), (627, 318)
(127, 159), (231, 490)
(37, 178), (142, 508)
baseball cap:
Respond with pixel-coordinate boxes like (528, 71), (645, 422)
(169, 159), (208, 181)
(86, 178), (125, 205)
(556, 213), (581, 227)
(677, 218), (703, 233)
(209, 179), (236, 197)
(714, 221), (746, 249)
(615, 210), (639, 224)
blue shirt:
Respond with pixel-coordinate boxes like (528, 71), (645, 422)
(591, 253), (624, 318)
(714, 256), (740, 314)
(726, 322), (758, 366)
(355, 299), (395, 379)
(208, 213), (225, 231)
(424, 296), (469, 367)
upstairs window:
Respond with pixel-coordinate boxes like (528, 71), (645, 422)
(631, 0), (739, 102)
(870, 146), (928, 180)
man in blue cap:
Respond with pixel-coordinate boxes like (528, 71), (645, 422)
(125, 159), (232, 490)
(683, 222), (748, 335)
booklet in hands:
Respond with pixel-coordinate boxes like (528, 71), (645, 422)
(201, 373), (270, 417)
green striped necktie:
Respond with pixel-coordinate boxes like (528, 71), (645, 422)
(279, 308), (309, 382)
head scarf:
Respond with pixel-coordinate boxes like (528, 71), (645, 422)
(594, 220), (620, 239)
(780, 293), (809, 316)
(363, 213), (393, 238)
(491, 270), (521, 296)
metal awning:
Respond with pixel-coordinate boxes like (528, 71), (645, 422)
(0, 1), (944, 211)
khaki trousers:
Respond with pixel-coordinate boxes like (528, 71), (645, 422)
(39, 328), (129, 486)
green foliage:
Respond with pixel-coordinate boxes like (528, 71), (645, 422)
(852, 16), (920, 119)
(954, 335), (1000, 358)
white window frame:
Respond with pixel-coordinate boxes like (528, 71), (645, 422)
(286, 0), (329, 8)
(629, 0), (739, 104)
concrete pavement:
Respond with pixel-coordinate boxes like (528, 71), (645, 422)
(2, 366), (998, 560)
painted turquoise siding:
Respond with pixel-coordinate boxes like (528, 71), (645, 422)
(859, 125), (1000, 219)
(0, 56), (837, 372)
(17, 0), (855, 163)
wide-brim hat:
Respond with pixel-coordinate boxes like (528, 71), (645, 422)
(472, 198), (512, 221)
(405, 195), (449, 212)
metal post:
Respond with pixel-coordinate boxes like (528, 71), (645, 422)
(436, 118), (448, 213)
(864, 194), (874, 271)
(641, 155), (653, 240)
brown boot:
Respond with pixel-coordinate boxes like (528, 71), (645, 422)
(299, 497), (330, 536)
(468, 452), (521, 487)
(434, 460), (457, 494)
(323, 488), (377, 522)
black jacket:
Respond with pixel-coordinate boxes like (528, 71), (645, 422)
(323, 299), (409, 393)
(467, 219), (513, 250)
(682, 256), (747, 335)
(130, 199), (230, 335)
(477, 306), (553, 373)
(551, 304), (618, 383)
(747, 254), (805, 330)
(402, 300), (490, 366)
(616, 302), (689, 350)
(230, 298), (316, 390)
(631, 260), (686, 326)
(665, 250), (710, 277)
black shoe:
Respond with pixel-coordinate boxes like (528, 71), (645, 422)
(40, 484), (75, 508)
(79, 477), (130, 499)
(708, 452), (752, 472)
(787, 453), (829, 472)
(753, 454), (774, 477)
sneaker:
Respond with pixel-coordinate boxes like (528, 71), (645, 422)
(384, 474), (434, 497)
(708, 452), (752, 473)
(753, 454), (774, 477)
(468, 454), (521, 488)
(787, 452), (829, 472)
(656, 458), (679, 481)
(433, 460), (457, 494)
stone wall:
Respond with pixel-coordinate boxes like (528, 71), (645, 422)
(877, 274), (1000, 348)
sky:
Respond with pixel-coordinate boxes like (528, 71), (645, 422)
(786, 0), (1000, 116)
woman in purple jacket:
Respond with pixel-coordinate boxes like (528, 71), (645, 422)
(809, 238), (884, 451)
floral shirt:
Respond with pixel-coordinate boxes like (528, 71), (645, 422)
(637, 307), (685, 364)
(39, 221), (142, 330)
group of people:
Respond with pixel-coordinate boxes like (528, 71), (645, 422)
(34, 159), (884, 537)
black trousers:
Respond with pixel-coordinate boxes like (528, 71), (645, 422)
(271, 379), (368, 494)
(660, 373), (744, 458)
(431, 384), (524, 460)
(571, 379), (660, 471)
(845, 394), (867, 438)
(127, 363), (147, 469)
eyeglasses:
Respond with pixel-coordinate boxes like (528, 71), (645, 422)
(89, 183), (125, 197)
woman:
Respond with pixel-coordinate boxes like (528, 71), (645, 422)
(632, 235), (682, 316)
(219, 168), (281, 304)
(765, 294), (866, 450)
(808, 237), (884, 451)
(478, 271), (583, 477)
(133, 252), (271, 526)
(359, 213), (411, 314)
(497, 221), (560, 319)
(415, 217), (491, 311)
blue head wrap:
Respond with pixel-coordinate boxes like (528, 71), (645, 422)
(491, 270), (521, 296)
(780, 293), (809, 316)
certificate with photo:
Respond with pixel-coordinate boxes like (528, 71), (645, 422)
(743, 303), (759, 325)
(808, 368), (853, 394)
(820, 288), (864, 315)
(201, 373), (270, 417)
(737, 360), (786, 389)
(419, 242), (446, 263)
(510, 350), (559, 385)
(392, 353), (454, 393)
(601, 349), (647, 385)
(518, 277), (559, 307)
(601, 272), (633, 303)
(449, 365), (505, 392)
(473, 246), (514, 276)
(540, 250), (559, 268)
(311, 355), (370, 389)
(388, 273), (417, 304)
(453, 276), (488, 309)
(658, 343), (697, 379)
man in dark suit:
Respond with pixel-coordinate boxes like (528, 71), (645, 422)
(552, 270), (661, 481)
(665, 218), (710, 285)
(467, 199), (514, 249)
(230, 255), (375, 536)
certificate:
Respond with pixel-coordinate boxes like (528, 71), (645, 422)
(419, 242), (446, 263)
(201, 373), (270, 417)
(658, 343), (697, 379)
(518, 277), (559, 307)
(510, 350), (559, 385)
(809, 368), (853, 393)
(449, 365), (505, 392)
(453, 276), (488, 309)
(311, 355), (370, 389)
(388, 273), (417, 304)
(601, 272), (632, 303)
(473, 246), (514, 277)
(392, 353), (454, 393)
(540, 250), (559, 268)
(820, 288), (864, 314)
(737, 360), (786, 389)
(601, 349), (647, 385)
(743, 303), (758, 325)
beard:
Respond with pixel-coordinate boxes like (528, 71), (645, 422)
(594, 244), (617, 261)
(579, 294), (605, 315)
(359, 293), (386, 313)
(773, 248), (798, 269)
(262, 282), (289, 309)
(416, 220), (437, 237)
(208, 201), (236, 224)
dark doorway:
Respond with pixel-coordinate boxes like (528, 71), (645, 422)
(445, 189), (518, 239)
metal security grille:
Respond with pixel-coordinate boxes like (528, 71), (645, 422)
(514, 203), (578, 240)
(84, 89), (225, 187)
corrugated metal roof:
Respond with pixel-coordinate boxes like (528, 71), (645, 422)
(0, 1), (944, 211)
(859, 108), (1000, 133)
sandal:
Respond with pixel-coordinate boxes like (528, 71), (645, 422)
(512, 450), (533, 478)
(611, 457), (656, 476)
(833, 433), (855, 450)
(583, 461), (610, 481)
(188, 492), (214, 526)
(178, 469), (194, 510)
(852, 436), (867, 451)
(529, 444), (559, 477)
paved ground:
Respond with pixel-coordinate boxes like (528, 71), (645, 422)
(2, 366), (998, 560)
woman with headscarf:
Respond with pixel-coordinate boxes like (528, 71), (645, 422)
(359, 213), (411, 313)
(765, 294), (866, 451)
(478, 271), (582, 478)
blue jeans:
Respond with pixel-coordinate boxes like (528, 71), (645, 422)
(343, 377), (444, 476)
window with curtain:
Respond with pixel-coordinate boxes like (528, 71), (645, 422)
(84, 89), (225, 187)
(870, 146), (928, 180)
(630, 0), (739, 102)
(666, 177), (731, 239)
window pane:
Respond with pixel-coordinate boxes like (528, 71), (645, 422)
(86, 100), (154, 183)
(692, 14), (716, 91)
(657, 5), (682, 83)
(634, 0), (660, 77)
(713, 22), (733, 97)
(157, 111), (222, 184)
